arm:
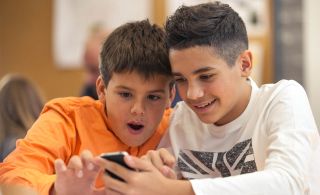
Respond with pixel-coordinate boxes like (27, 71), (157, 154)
(1, 184), (38, 195)
(97, 155), (194, 195)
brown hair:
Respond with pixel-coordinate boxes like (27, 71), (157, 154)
(0, 74), (44, 144)
(99, 19), (172, 87)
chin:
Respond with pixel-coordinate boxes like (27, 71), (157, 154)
(196, 113), (216, 124)
(126, 140), (145, 147)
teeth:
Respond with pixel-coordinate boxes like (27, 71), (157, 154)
(197, 103), (210, 108)
(195, 100), (215, 108)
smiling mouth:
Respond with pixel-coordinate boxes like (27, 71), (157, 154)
(194, 99), (216, 109)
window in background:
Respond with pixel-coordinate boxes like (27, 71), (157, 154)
(53, 0), (151, 68)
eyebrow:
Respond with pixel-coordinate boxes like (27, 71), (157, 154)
(115, 85), (166, 93)
(173, 66), (215, 76)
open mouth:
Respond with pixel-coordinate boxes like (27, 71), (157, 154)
(127, 123), (144, 131)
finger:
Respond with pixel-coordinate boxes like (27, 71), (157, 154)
(140, 154), (150, 162)
(80, 149), (93, 160)
(147, 150), (165, 170)
(105, 187), (123, 195)
(80, 150), (99, 171)
(160, 165), (177, 179)
(96, 157), (134, 183)
(54, 159), (67, 174)
(159, 148), (176, 168)
(101, 169), (127, 194)
(124, 155), (154, 172)
(67, 155), (84, 178)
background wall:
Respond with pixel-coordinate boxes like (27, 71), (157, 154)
(303, 0), (320, 128)
(274, 0), (303, 84)
(0, 0), (84, 100)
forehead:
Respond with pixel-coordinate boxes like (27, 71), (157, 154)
(169, 46), (228, 74)
(107, 71), (171, 91)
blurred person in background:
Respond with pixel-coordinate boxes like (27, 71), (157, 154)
(81, 24), (109, 100)
(0, 74), (44, 162)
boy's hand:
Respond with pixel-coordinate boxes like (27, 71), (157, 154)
(97, 155), (176, 195)
(52, 150), (104, 195)
(141, 148), (176, 179)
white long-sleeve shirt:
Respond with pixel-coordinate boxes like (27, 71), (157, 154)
(159, 79), (320, 195)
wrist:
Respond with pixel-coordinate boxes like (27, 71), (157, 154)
(165, 179), (195, 195)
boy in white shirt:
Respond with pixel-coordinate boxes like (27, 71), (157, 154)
(99, 2), (320, 195)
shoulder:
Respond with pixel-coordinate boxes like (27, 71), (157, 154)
(255, 80), (315, 128)
(163, 107), (173, 118)
(257, 80), (308, 104)
(260, 80), (305, 95)
(42, 96), (103, 115)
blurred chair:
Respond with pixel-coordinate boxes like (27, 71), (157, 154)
(0, 74), (44, 161)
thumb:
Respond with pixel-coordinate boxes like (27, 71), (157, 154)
(124, 155), (154, 172)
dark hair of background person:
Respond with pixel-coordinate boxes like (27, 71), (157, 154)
(81, 24), (109, 100)
(0, 74), (44, 161)
(99, 19), (172, 88)
(165, 1), (248, 66)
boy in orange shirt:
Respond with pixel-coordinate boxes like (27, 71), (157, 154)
(0, 20), (174, 195)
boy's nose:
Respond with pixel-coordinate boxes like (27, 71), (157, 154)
(130, 102), (145, 115)
(187, 83), (204, 100)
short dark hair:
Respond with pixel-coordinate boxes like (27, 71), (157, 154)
(100, 19), (171, 86)
(165, 1), (248, 66)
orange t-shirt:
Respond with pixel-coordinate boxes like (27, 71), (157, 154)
(0, 97), (171, 194)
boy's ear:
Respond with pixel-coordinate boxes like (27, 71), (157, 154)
(96, 76), (106, 102)
(166, 84), (176, 109)
(238, 50), (253, 77)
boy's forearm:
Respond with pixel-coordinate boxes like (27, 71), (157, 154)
(0, 184), (38, 195)
(166, 180), (195, 195)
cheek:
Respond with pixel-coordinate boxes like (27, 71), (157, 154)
(106, 98), (128, 120)
(145, 103), (167, 123)
(106, 105), (122, 123)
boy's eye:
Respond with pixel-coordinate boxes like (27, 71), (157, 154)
(148, 94), (161, 101)
(174, 77), (186, 83)
(119, 92), (132, 98)
(199, 74), (213, 80)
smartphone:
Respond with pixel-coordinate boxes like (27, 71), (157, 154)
(100, 151), (134, 182)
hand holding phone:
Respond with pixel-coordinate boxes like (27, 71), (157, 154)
(100, 151), (134, 182)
